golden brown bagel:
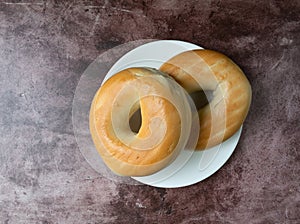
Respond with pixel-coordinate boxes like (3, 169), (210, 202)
(90, 67), (193, 176)
(160, 49), (252, 150)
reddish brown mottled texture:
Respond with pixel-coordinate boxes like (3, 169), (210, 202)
(0, 0), (299, 223)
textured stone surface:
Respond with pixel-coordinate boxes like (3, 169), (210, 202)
(0, 0), (299, 223)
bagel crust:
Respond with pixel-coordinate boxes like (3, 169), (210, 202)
(90, 67), (193, 176)
(160, 50), (252, 150)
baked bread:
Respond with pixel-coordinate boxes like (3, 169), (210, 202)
(160, 49), (252, 150)
(90, 67), (194, 176)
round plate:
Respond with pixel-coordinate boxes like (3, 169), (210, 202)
(72, 39), (242, 188)
(105, 40), (242, 188)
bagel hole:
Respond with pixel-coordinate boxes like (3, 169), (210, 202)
(129, 108), (142, 133)
(189, 90), (214, 110)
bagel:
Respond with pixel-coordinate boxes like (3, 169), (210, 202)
(89, 67), (194, 176)
(160, 49), (252, 150)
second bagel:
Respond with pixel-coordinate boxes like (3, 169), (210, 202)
(160, 49), (252, 150)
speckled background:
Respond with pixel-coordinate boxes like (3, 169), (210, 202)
(0, 0), (299, 223)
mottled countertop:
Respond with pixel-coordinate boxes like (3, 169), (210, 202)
(0, 0), (299, 223)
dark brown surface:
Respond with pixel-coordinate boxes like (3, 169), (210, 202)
(0, 0), (299, 223)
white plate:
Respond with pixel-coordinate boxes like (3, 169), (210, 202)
(104, 40), (242, 188)
(73, 40), (242, 188)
